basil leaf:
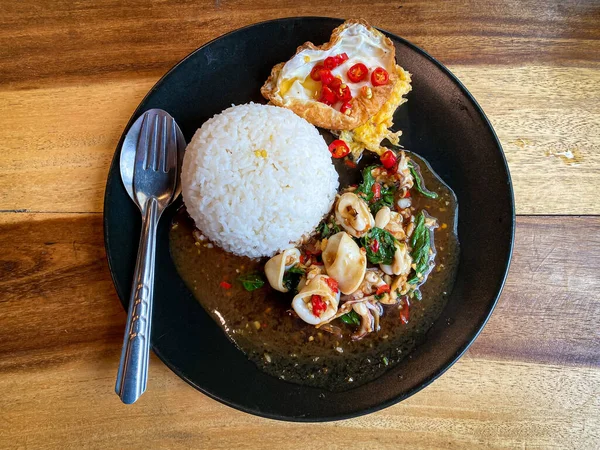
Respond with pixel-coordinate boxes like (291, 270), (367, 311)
(360, 227), (397, 265)
(286, 264), (305, 275)
(282, 265), (305, 293)
(408, 161), (438, 199)
(356, 165), (377, 201)
(340, 310), (361, 326)
(318, 220), (341, 239)
(370, 185), (395, 214)
(408, 211), (435, 286)
(237, 272), (265, 291)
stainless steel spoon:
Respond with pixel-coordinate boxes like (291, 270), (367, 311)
(115, 109), (185, 404)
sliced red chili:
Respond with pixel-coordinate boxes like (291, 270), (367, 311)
(335, 83), (352, 102)
(371, 67), (389, 86)
(323, 56), (338, 70)
(325, 277), (339, 294)
(399, 298), (410, 324)
(220, 281), (232, 289)
(376, 284), (391, 296)
(323, 53), (348, 70)
(340, 101), (352, 115)
(319, 68), (334, 86)
(403, 189), (411, 198)
(371, 183), (381, 200)
(310, 64), (324, 81)
(370, 239), (380, 254)
(311, 294), (327, 317)
(329, 77), (342, 90)
(337, 53), (349, 64)
(344, 158), (357, 168)
(328, 140), (350, 158)
(347, 63), (368, 82)
(319, 86), (336, 105)
(380, 150), (397, 169)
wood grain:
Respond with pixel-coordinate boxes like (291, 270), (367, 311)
(1, 1), (599, 447)
(0, 0), (598, 89)
(0, 64), (598, 214)
(0, 213), (598, 448)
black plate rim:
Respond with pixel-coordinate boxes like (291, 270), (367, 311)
(103, 16), (515, 422)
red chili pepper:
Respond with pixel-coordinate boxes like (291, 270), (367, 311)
(310, 64), (325, 81)
(403, 189), (411, 198)
(336, 53), (349, 64)
(380, 150), (397, 169)
(328, 139), (350, 158)
(325, 277), (339, 294)
(324, 56), (338, 70)
(347, 63), (368, 82)
(370, 239), (380, 254)
(319, 68), (334, 86)
(371, 67), (389, 86)
(371, 183), (381, 200)
(299, 254), (307, 264)
(323, 53), (348, 70)
(335, 83), (352, 102)
(319, 86), (336, 105)
(340, 101), (352, 115)
(399, 299), (410, 324)
(376, 284), (391, 296)
(311, 294), (327, 317)
(220, 281), (232, 289)
(344, 158), (357, 168)
(387, 160), (399, 175)
(329, 77), (341, 90)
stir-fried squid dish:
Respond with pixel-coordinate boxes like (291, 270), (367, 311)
(264, 150), (438, 341)
(173, 19), (459, 389)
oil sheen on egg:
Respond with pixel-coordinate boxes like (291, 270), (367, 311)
(277, 24), (395, 103)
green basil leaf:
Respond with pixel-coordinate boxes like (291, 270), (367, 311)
(370, 185), (396, 214)
(340, 310), (361, 326)
(408, 161), (438, 199)
(237, 272), (265, 291)
(356, 165), (377, 201)
(360, 227), (397, 265)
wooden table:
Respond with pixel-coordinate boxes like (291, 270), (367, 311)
(1, 1), (598, 448)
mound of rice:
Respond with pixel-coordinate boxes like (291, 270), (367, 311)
(181, 103), (339, 258)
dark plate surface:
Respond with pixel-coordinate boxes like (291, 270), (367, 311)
(104, 17), (514, 421)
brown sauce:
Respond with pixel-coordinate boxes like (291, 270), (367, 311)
(169, 153), (459, 391)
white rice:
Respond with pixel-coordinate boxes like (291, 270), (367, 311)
(181, 103), (339, 258)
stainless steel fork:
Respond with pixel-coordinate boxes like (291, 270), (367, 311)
(115, 110), (179, 404)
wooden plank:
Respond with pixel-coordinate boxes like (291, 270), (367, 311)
(451, 65), (600, 215)
(0, 64), (598, 214)
(469, 216), (600, 367)
(0, 214), (598, 447)
(0, 79), (155, 213)
(0, 0), (598, 89)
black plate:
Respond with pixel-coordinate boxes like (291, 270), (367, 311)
(104, 17), (514, 421)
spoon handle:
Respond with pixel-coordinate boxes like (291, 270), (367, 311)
(115, 197), (159, 404)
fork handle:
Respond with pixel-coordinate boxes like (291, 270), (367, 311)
(115, 196), (159, 404)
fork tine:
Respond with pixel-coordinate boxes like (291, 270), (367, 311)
(135, 113), (151, 173)
(158, 115), (170, 173)
(149, 113), (160, 171)
(166, 117), (178, 173)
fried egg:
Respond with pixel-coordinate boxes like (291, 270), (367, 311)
(261, 19), (400, 131)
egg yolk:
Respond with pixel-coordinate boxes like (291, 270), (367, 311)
(280, 76), (321, 98)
